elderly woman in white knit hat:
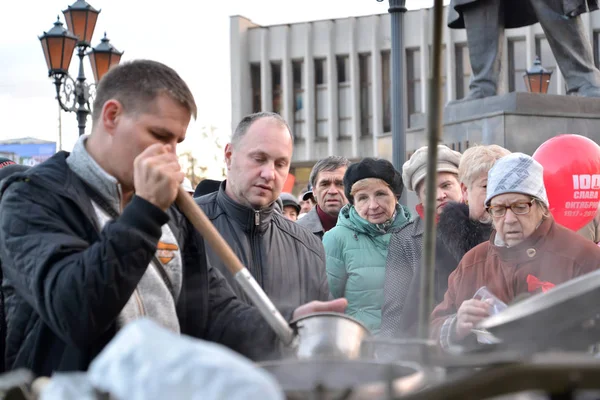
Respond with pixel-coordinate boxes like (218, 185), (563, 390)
(430, 152), (600, 350)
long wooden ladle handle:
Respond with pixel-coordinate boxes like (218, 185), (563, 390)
(175, 187), (244, 275)
(175, 187), (295, 345)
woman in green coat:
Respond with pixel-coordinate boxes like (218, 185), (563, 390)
(323, 158), (411, 334)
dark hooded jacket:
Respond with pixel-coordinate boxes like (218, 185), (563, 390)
(195, 183), (329, 311)
(0, 164), (30, 373)
(0, 152), (281, 376)
(380, 202), (492, 338)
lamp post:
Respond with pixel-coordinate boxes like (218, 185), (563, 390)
(523, 56), (553, 94)
(39, 1), (123, 137)
(377, 0), (407, 204)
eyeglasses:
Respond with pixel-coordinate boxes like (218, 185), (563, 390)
(486, 200), (535, 218)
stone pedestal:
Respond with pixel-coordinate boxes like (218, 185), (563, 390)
(377, 92), (600, 159)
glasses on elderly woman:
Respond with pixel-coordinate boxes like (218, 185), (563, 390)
(486, 200), (535, 218)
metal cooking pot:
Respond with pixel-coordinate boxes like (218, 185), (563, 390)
(258, 358), (428, 400)
(289, 312), (371, 360)
(478, 268), (600, 353)
(360, 337), (438, 364)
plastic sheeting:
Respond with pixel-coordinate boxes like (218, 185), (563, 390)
(40, 373), (98, 400)
(41, 318), (284, 400)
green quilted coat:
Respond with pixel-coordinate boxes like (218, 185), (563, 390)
(323, 203), (411, 333)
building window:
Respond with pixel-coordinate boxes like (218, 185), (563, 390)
(292, 60), (304, 140)
(407, 48), (422, 121)
(535, 36), (558, 94)
(314, 58), (328, 139)
(508, 38), (527, 93)
(315, 58), (326, 85)
(455, 43), (471, 100)
(337, 55), (351, 138)
(271, 62), (282, 115)
(381, 50), (391, 133)
(337, 55), (350, 84)
(359, 53), (372, 136)
(250, 63), (261, 113)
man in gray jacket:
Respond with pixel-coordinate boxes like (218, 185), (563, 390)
(297, 156), (350, 239)
(195, 112), (330, 310)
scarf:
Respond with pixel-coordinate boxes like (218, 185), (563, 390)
(317, 205), (338, 233)
(415, 203), (440, 223)
(374, 211), (398, 233)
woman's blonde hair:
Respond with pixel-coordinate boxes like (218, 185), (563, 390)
(350, 178), (391, 197)
(459, 144), (511, 188)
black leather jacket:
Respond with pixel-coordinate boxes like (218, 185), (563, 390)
(195, 183), (330, 311)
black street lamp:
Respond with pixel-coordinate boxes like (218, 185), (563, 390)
(39, 1), (123, 137)
(523, 56), (553, 94)
(377, 0), (407, 205)
(378, 0), (447, 340)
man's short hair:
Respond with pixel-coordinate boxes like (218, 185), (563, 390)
(309, 156), (351, 188)
(231, 112), (292, 146)
(91, 59), (197, 124)
(458, 144), (511, 188)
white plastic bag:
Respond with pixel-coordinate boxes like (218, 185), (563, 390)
(39, 373), (98, 400)
(82, 318), (284, 400)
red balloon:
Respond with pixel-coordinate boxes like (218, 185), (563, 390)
(532, 134), (600, 231)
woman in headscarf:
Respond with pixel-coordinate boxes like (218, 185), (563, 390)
(431, 153), (600, 350)
(323, 158), (411, 333)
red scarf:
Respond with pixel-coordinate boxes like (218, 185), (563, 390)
(415, 203), (440, 223)
(317, 205), (338, 233)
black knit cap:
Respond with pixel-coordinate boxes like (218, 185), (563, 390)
(343, 157), (403, 204)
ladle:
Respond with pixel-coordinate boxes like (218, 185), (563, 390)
(175, 187), (295, 345)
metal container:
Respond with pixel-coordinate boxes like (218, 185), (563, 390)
(290, 312), (371, 360)
(258, 358), (428, 400)
(360, 337), (438, 364)
(478, 269), (600, 353)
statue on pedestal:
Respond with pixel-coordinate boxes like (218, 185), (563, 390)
(449, 0), (600, 100)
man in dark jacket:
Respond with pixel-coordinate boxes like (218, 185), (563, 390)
(0, 60), (345, 376)
(196, 112), (330, 310)
(297, 156), (350, 239)
(0, 161), (29, 373)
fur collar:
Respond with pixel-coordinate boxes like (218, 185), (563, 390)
(437, 202), (492, 262)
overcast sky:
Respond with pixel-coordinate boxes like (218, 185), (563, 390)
(0, 0), (438, 157)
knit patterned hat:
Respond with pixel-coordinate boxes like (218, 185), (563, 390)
(485, 152), (548, 206)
